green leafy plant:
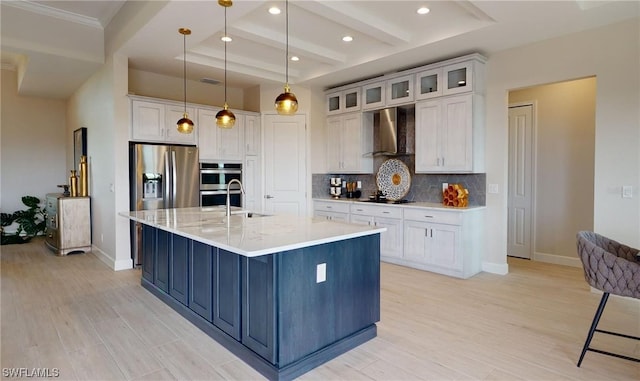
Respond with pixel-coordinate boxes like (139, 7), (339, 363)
(1, 196), (46, 245)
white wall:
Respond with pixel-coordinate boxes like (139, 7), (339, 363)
(509, 78), (596, 261)
(0, 69), (66, 214)
(66, 55), (132, 270)
(128, 69), (247, 111)
(484, 18), (640, 273)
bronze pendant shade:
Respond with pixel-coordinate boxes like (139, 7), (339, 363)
(275, 0), (298, 115)
(216, 1), (236, 128)
(177, 28), (194, 134)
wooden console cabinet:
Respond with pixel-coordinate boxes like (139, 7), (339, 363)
(44, 193), (91, 255)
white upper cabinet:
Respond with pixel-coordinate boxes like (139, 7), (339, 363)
(198, 108), (245, 162)
(415, 67), (443, 100)
(443, 61), (473, 95)
(416, 58), (485, 99)
(131, 98), (197, 145)
(361, 81), (386, 110)
(131, 100), (165, 142)
(165, 104), (197, 145)
(326, 87), (361, 115)
(326, 112), (373, 174)
(415, 93), (484, 173)
(323, 54), (486, 174)
(386, 74), (414, 106)
(244, 114), (261, 156)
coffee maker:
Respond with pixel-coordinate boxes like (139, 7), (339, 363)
(330, 177), (342, 198)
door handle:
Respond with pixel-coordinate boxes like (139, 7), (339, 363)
(264, 195), (274, 199)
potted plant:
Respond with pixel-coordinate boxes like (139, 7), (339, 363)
(1, 196), (46, 245)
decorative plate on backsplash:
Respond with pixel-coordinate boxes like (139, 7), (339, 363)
(376, 159), (411, 201)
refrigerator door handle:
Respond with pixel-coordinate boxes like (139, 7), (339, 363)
(164, 151), (171, 207)
(171, 150), (177, 208)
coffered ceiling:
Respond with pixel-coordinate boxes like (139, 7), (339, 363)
(1, 0), (638, 99)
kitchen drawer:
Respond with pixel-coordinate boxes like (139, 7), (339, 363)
(313, 200), (350, 214)
(350, 203), (402, 219)
(403, 208), (461, 225)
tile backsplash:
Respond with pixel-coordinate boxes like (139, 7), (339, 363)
(312, 156), (486, 206)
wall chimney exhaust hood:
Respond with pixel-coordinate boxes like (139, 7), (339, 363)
(365, 106), (415, 156)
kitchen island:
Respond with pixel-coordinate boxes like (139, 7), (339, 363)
(121, 207), (385, 381)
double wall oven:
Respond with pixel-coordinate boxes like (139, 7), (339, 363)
(200, 163), (242, 207)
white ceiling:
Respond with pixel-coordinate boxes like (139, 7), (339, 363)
(1, 0), (639, 99)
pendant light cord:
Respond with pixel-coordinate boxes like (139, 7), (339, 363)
(224, 6), (228, 105)
(285, 0), (289, 86)
(183, 32), (187, 113)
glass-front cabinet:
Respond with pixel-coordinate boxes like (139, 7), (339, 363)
(326, 87), (361, 115)
(386, 75), (414, 106)
(362, 81), (386, 110)
(443, 61), (473, 95)
(415, 68), (442, 100)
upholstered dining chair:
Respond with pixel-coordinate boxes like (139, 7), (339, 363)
(575, 231), (640, 366)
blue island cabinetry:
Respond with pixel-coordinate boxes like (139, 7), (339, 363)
(140, 225), (380, 381)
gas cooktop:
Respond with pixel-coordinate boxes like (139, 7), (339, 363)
(363, 199), (413, 204)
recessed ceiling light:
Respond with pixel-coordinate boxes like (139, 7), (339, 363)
(290, 56), (299, 62)
(417, 7), (430, 15)
(221, 35), (232, 42)
(342, 35), (353, 42)
(268, 6), (281, 15)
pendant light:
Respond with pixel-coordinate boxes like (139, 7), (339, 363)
(275, 0), (298, 115)
(215, 0), (236, 129)
(177, 28), (195, 134)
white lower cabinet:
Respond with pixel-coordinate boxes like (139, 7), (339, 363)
(403, 208), (482, 278)
(313, 199), (484, 279)
(403, 220), (460, 268)
(315, 210), (349, 222)
(349, 204), (403, 259)
(313, 200), (350, 222)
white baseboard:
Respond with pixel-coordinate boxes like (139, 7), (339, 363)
(91, 245), (133, 271)
(533, 251), (581, 268)
(114, 257), (134, 271)
(482, 261), (509, 275)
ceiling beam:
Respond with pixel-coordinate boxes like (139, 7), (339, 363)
(295, 1), (411, 46)
(229, 23), (346, 65)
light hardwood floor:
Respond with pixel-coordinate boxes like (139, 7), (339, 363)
(1, 238), (638, 380)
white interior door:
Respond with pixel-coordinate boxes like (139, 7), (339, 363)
(508, 104), (534, 259)
(263, 114), (307, 216)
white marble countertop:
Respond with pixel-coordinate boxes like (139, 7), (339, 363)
(313, 198), (486, 212)
(120, 207), (386, 257)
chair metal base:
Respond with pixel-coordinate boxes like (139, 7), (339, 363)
(577, 292), (640, 367)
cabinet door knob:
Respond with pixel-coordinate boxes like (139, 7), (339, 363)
(264, 195), (274, 199)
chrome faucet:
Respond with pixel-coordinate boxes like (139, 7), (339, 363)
(226, 179), (245, 217)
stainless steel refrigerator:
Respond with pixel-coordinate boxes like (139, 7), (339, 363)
(129, 143), (199, 265)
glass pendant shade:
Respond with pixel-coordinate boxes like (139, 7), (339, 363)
(275, 85), (298, 115)
(216, 104), (236, 128)
(177, 113), (194, 133)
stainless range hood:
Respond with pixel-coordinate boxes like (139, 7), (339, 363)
(365, 106), (415, 156)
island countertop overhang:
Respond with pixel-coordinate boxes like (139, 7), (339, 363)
(120, 207), (386, 257)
